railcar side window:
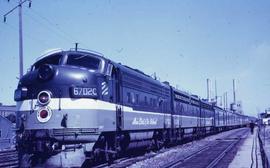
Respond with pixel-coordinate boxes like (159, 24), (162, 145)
(150, 98), (153, 107)
(127, 92), (131, 103)
(144, 96), (148, 105)
(153, 98), (157, 107)
(33, 54), (62, 70)
(131, 92), (135, 104)
(67, 54), (100, 70)
(135, 94), (139, 104)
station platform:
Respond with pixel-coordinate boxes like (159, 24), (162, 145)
(229, 127), (262, 168)
(258, 125), (270, 167)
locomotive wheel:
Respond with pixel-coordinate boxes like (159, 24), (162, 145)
(20, 153), (32, 167)
(92, 134), (115, 164)
(81, 159), (94, 168)
(154, 131), (164, 150)
(104, 140), (114, 164)
(20, 153), (40, 167)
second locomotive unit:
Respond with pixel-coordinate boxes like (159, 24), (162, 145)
(14, 48), (250, 167)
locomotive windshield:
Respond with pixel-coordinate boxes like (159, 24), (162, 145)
(66, 54), (101, 71)
(32, 54), (62, 70)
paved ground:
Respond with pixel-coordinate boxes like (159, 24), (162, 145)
(229, 127), (262, 168)
(127, 128), (253, 168)
(258, 125), (270, 167)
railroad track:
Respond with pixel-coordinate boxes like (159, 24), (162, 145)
(94, 128), (249, 168)
(93, 151), (158, 168)
(0, 149), (18, 168)
(163, 129), (249, 168)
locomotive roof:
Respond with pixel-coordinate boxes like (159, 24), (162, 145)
(114, 62), (170, 89)
(36, 48), (106, 62)
(36, 49), (166, 89)
(214, 105), (226, 111)
(173, 88), (201, 102)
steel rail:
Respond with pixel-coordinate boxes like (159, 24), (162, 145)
(206, 138), (240, 168)
(0, 149), (18, 168)
(163, 128), (248, 168)
(163, 143), (213, 168)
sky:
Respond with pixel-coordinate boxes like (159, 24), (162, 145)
(0, 0), (270, 116)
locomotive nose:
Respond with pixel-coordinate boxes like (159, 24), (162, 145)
(38, 64), (55, 81)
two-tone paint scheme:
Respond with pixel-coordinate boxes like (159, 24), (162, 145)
(14, 48), (252, 167)
(172, 89), (215, 137)
(214, 106), (227, 132)
(15, 49), (119, 166)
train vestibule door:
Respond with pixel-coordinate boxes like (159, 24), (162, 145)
(111, 66), (123, 131)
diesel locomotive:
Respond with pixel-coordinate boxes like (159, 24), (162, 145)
(14, 48), (251, 167)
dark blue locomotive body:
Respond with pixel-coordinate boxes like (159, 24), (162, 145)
(15, 49), (251, 167)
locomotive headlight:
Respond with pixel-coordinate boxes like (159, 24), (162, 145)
(38, 64), (54, 81)
(37, 90), (52, 105)
(37, 107), (52, 123)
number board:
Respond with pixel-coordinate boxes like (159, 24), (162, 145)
(70, 86), (98, 98)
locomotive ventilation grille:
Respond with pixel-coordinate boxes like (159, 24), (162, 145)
(52, 128), (99, 136)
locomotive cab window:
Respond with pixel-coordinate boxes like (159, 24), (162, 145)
(33, 54), (62, 70)
(66, 54), (101, 71)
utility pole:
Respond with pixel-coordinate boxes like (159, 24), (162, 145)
(215, 80), (217, 103)
(223, 92), (228, 110)
(207, 78), (210, 102)
(3, 0), (32, 78)
(225, 92), (228, 110)
(233, 79), (236, 104)
(231, 79), (237, 113)
(19, 0), (23, 78)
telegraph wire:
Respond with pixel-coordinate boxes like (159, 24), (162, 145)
(27, 7), (91, 48)
(30, 8), (79, 43)
(4, 1), (93, 50)
(23, 11), (72, 45)
(3, 21), (52, 49)
(27, 8), (91, 49)
(3, 0), (49, 47)
(5, 0), (80, 47)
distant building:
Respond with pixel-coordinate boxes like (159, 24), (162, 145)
(0, 104), (16, 149)
(230, 101), (243, 114)
(0, 116), (15, 149)
(258, 109), (270, 125)
(236, 101), (243, 114)
(0, 104), (16, 117)
(0, 104), (16, 123)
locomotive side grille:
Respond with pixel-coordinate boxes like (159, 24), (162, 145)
(52, 128), (99, 136)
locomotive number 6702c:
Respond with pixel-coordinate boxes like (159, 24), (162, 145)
(70, 86), (98, 98)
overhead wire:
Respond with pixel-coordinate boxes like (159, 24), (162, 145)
(3, 21), (52, 49)
(30, 8), (79, 44)
(2, 1), (52, 48)
(3, 1), (91, 49)
(27, 7), (91, 49)
(23, 10), (72, 46)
